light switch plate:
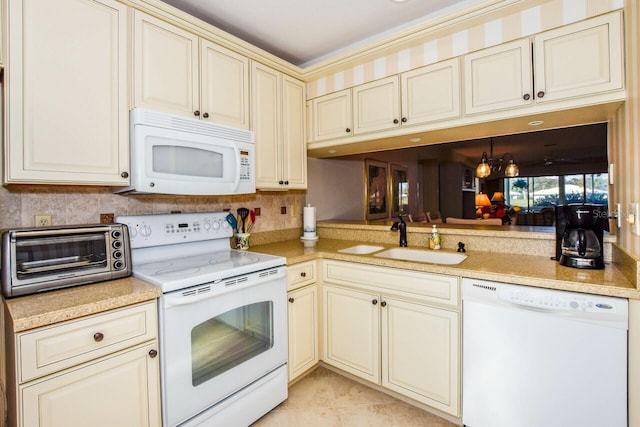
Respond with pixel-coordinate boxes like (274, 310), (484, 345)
(632, 203), (640, 236)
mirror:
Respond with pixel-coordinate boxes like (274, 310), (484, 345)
(390, 164), (408, 217)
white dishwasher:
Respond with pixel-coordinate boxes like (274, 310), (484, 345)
(462, 278), (628, 427)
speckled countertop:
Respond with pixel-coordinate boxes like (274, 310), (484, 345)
(3, 277), (161, 333)
(249, 237), (640, 300)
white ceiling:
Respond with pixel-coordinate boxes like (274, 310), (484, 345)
(159, 0), (481, 67)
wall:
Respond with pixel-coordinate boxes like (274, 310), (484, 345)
(611, 0), (640, 260)
(307, 151), (420, 221)
(306, 0), (623, 99)
(0, 185), (305, 237)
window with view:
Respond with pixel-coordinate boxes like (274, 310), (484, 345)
(504, 173), (608, 225)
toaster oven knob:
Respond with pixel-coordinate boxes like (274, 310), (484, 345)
(113, 260), (125, 270)
(113, 250), (123, 260)
(112, 240), (122, 249)
(111, 230), (122, 239)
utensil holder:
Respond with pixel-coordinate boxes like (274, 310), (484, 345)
(235, 233), (250, 250)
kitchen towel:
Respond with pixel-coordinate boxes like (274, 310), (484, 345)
(303, 205), (316, 237)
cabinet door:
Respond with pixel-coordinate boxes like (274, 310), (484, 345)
(5, 0), (129, 185)
(323, 285), (379, 383)
(353, 76), (400, 134)
(311, 89), (353, 141)
(464, 38), (533, 115)
(288, 285), (318, 382)
(252, 62), (282, 188)
(200, 40), (250, 129)
(533, 12), (623, 103)
(281, 75), (307, 189)
(382, 297), (460, 416)
(401, 58), (461, 125)
(133, 10), (199, 118)
(21, 342), (161, 427)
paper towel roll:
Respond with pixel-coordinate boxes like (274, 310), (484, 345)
(303, 205), (316, 237)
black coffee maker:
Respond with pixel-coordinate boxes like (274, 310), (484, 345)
(555, 204), (605, 269)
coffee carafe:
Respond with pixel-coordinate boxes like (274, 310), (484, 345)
(555, 204), (605, 269)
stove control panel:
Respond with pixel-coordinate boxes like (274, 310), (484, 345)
(116, 212), (232, 248)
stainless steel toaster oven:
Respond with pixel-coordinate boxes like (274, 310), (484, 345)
(1, 224), (131, 298)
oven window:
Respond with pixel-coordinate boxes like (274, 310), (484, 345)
(191, 301), (273, 386)
(153, 145), (224, 178)
(15, 234), (107, 279)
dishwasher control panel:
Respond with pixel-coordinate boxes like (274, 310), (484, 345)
(462, 278), (628, 320)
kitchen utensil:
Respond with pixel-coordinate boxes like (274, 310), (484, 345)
(225, 213), (238, 232)
(247, 210), (256, 233)
(238, 208), (250, 233)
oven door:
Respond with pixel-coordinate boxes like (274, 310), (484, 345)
(158, 269), (287, 427)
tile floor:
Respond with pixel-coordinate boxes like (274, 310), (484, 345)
(251, 366), (459, 427)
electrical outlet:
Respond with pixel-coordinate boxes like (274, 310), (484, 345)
(280, 206), (287, 215)
(100, 213), (115, 224)
(254, 207), (261, 216)
(35, 215), (52, 227)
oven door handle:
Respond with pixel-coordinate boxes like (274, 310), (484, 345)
(162, 285), (225, 307)
(163, 292), (215, 308)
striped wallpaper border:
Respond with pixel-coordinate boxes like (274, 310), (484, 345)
(307, 0), (623, 99)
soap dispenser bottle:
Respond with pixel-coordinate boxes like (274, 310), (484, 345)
(429, 224), (441, 250)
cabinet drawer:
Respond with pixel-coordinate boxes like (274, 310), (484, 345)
(287, 261), (316, 290)
(18, 301), (157, 383)
(323, 260), (458, 307)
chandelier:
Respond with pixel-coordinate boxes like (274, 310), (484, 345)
(476, 138), (519, 178)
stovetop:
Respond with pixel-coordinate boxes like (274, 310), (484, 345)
(116, 212), (286, 293)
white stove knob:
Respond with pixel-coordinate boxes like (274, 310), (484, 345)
(140, 224), (152, 238)
(222, 220), (230, 229)
(128, 225), (137, 239)
(203, 220), (212, 231)
(212, 220), (221, 230)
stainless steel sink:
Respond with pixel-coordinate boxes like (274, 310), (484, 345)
(374, 248), (467, 264)
(337, 245), (385, 255)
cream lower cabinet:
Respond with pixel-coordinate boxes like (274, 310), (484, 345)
(133, 11), (250, 129)
(287, 261), (318, 382)
(8, 301), (161, 427)
(322, 260), (460, 416)
(4, 0), (129, 185)
(252, 62), (306, 190)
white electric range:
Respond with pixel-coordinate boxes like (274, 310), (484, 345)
(117, 212), (288, 427)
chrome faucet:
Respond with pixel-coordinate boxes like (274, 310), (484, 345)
(390, 215), (408, 247)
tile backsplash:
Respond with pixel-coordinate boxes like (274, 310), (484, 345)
(0, 185), (306, 234)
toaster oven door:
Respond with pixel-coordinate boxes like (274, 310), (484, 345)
(2, 227), (121, 297)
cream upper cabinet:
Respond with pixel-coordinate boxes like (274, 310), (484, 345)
(533, 11), (623, 104)
(401, 58), (461, 125)
(352, 76), (400, 134)
(133, 11), (250, 129)
(382, 297), (459, 416)
(465, 11), (623, 115)
(252, 62), (306, 190)
(323, 284), (380, 383)
(200, 40), (250, 129)
(4, 0), (129, 185)
(310, 89), (353, 142)
(133, 10), (199, 118)
(464, 38), (533, 115)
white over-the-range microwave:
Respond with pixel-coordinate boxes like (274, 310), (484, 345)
(115, 108), (255, 196)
